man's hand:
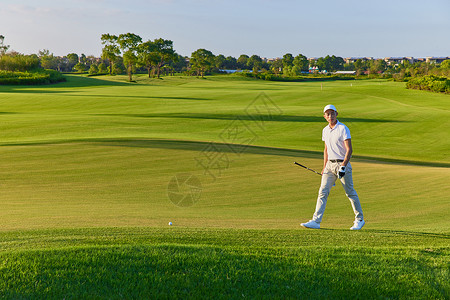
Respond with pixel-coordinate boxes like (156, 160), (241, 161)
(338, 166), (346, 179)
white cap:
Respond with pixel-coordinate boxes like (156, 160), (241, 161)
(323, 104), (337, 113)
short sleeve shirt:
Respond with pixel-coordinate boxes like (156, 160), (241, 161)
(322, 121), (351, 160)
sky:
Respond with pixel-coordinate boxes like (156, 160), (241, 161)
(1, 0), (449, 59)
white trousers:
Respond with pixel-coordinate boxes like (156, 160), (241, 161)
(312, 161), (364, 223)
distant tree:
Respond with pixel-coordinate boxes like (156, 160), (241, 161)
(117, 33), (142, 81)
(190, 48), (215, 78)
(0, 35), (10, 56)
(224, 56), (237, 69)
(79, 54), (87, 64)
(137, 38), (176, 78)
(137, 40), (156, 77)
(0, 53), (40, 71)
(98, 62), (108, 74)
(73, 62), (87, 73)
(170, 54), (189, 73)
(38, 49), (59, 70)
(282, 53), (294, 69)
(293, 54), (309, 72)
(215, 54), (226, 69)
(101, 34), (120, 75)
(270, 59), (283, 75)
(237, 54), (249, 69)
(440, 59), (450, 69)
(88, 64), (99, 75)
(150, 38), (176, 78)
(66, 53), (79, 71)
(247, 54), (263, 73)
(372, 59), (387, 73)
(354, 59), (364, 74)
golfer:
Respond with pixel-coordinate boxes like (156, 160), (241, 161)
(301, 104), (365, 230)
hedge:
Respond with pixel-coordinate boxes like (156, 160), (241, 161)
(0, 69), (66, 85)
(406, 75), (450, 94)
(235, 71), (356, 82)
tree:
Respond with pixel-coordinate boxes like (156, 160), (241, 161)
(150, 38), (176, 78)
(66, 53), (79, 71)
(137, 38), (176, 78)
(372, 59), (387, 73)
(101, 34), (120, 75)
(137, 40), (156, 77)
(354, 59), (364, 74)
(270, 59), (283, 76)
(215, 54), (226, 70)
(73, 62), (87, 73)
(440, 59), (450, 70)
(190, 49), (215, 78)
(282, 53), (294, 69)
(0, 35), (10, 56)
(293, 54), (309, 72)
(237, 54), (249, 69)
(88, 64), (99, 75)
(223, 56), (237, 70)
(247, 54), (263, 73)
(38, 49), (59, 70)
(117, 33), (142, 81)
(98, 62), (108, 74)
(170, 54), (189, 73)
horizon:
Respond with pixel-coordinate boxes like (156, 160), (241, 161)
(1, 0), (449, 58)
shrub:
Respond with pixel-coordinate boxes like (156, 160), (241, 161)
(406, 75), (450, 94)
(0, 54), (40, 72)
(88, 64), (99, 75)
(0, 69), (66, 85)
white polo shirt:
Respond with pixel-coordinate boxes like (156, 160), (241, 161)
(322, 121), (351, 160)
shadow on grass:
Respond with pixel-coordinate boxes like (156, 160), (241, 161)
(1, 138), (449, 168)
(93, 113), (406, 123)
(82, 95), (212, 101)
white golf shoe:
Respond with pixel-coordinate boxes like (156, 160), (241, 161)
(301, 220), (320, 229)
(350, 220), (365, 230)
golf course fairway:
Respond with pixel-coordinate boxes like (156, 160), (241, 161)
(0, 74), (448, 298)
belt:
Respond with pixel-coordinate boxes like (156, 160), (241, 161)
(329, 159), (344, 163)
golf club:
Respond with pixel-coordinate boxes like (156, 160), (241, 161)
(294, 161), (322, 176)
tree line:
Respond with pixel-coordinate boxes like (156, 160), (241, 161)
(0, 33), (449, 81)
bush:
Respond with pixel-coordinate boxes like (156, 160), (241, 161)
(0, 69), (66, 85)
(0, 54), (40, 72)
(406, 75), (450, 93)
(88, 64), (99, 75)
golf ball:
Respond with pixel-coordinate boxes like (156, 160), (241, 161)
(168, 222), (172, 226)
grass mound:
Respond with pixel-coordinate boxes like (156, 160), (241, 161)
(0, 228), (448, 298)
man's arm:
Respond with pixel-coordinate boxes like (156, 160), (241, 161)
(342, 138), (353, 167)
(322, 143), (328, 175)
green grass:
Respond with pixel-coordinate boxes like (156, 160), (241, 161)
(0, 74), (448, 298)
(0, 228), (448, 299)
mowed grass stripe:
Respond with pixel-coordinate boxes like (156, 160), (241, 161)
(0, 142), (448, 232)
(0, 74), (449, 163)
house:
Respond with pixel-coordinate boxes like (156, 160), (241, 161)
(344, 57), (373, 64)
(426, 57), (450, 64)
(334, 71), (356, 75)
(384, 57), (415, 65)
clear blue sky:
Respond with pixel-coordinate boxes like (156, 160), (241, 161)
(1, 0), (449, 59)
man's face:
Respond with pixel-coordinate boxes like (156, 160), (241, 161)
(324, 109), (338, 124)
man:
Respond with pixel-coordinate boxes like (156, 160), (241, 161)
(301, 104), (365, 230)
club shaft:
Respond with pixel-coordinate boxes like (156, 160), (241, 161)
(294, 162), (322, 176)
